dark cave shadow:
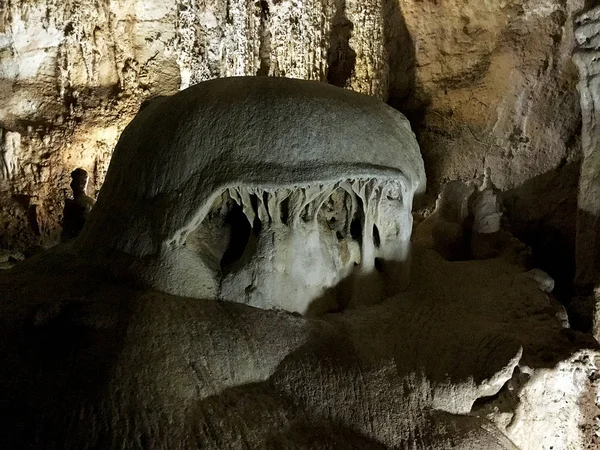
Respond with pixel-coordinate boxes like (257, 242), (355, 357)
(1, 244), (598, 448)
(256, 0), (271, 76)
(189, 380), (389, 449)
(325, 0), (431, 135)
(468, 157), (600, 336)
(326, 0), (356, 87)
(575, 208), (600, 296)
(569, 208), (600, 334)
(574, 148), (600, 297)
(308, 243), (598, 372)
(382, 0), (431, 136)
(305, 269), (380, 317)
(305, 258), (409, 317)
(0, 251), (138, 449)
(503, 161), (579, 303)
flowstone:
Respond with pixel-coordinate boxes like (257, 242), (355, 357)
(79, 77), (425, 314)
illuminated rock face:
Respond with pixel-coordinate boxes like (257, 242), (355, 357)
(0, 4), (598, 449)
(210, 178), (414, 313)
(0, 0), (584, 267)
(79, 76), (425, 313)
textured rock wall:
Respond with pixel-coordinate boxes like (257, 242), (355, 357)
(573, 4), (600, 338)
(0, 0), (586, 256)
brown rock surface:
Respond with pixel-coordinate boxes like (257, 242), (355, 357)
(0, 0), (587, 260)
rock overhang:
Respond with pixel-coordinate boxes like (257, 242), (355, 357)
(77, 76), (425, 311)
(81, 76), (425, 257)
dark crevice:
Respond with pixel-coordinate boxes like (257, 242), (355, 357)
(382, 0), (430, 138)
(503, 161), (579, 303)
(220, 203), (252, 270)
(326, 0), (356, 87)
(350, 195), (364, 244)
(279, 196), (290, 225)
(27, 204), (40, 236)
(373, 224), (381, 248)
(225, 0), (232, 24)
(471, 367), (527, 418)
(350, 218), (362, 243)
(257, 0), (271, 76)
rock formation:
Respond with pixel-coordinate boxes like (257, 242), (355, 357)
(79, 77), (424, 312)
(61, 167), (95, 241)
(0, 1), (586, 272)
(0, 77), (598, 449)
(573, 4), (600, 339)
(0, 1), (599, 448)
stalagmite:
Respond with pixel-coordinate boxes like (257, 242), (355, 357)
(79, 76), (425, 313)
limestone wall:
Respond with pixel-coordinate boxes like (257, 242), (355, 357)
(0, 0), (586, 253)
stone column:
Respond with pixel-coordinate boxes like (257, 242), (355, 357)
(573, 6), (600, 338)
